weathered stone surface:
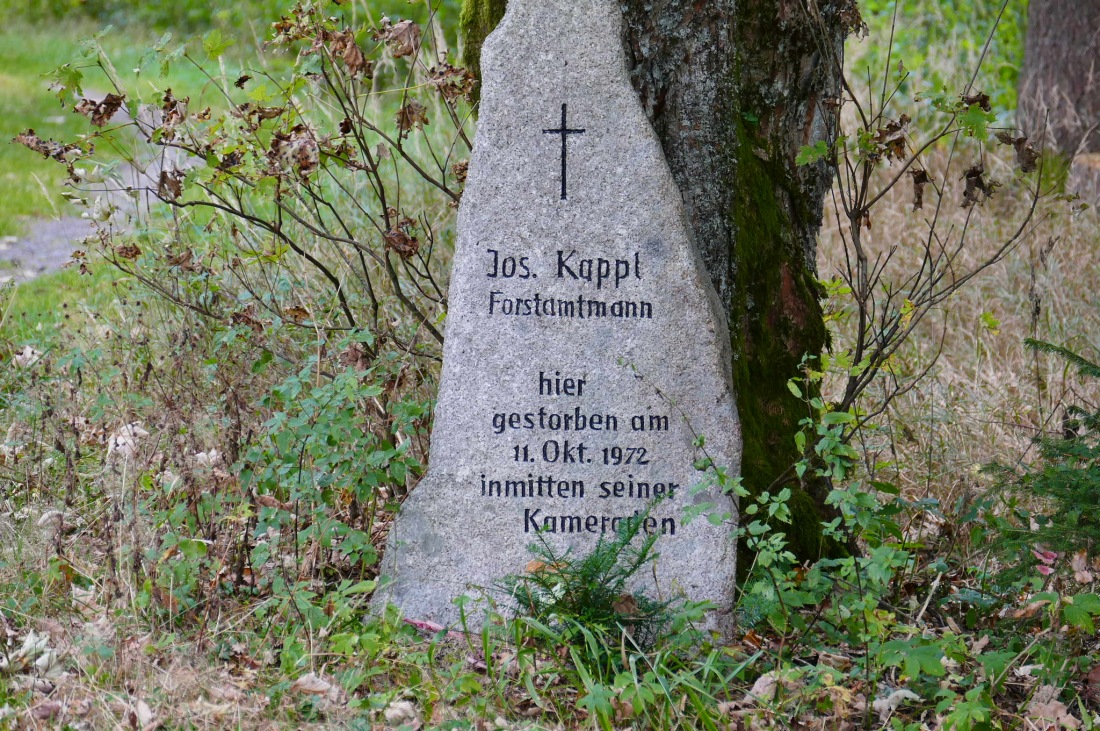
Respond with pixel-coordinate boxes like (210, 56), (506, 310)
(376, 0), (740, 627)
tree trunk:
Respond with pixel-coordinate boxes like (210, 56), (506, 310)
(461, 0), (856, 567)
(1018, 0), (1100, 156)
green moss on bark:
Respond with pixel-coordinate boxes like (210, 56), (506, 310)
(727, 113), (844, 567)
(460, 0), (507, 105)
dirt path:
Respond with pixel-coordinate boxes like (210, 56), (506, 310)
(0, 216), (94, 282)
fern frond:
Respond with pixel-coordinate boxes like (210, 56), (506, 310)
(1025, 338), (1100, 378)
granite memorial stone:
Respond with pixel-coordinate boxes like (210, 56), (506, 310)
(377, 0), (741, 627)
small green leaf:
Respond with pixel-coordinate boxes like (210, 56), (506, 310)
(959, 105), (996, 140)
(203, 28), (234, 59)
(980, 311), (1001, 335)
(871, 480), (900, 495)
(1063, 603), (1095, 632)
(252, 350), (274, 374)
(822, 411), (856, 425)
(1070, 593), (1100, 613)
(796, 140), (830, 166)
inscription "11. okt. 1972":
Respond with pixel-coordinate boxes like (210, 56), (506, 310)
(480, 369), (681, 536)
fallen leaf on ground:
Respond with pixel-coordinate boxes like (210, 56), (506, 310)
(1071, 550), (1094, 583)
(384, 699), (421, 728)
(1027, 686), (1081, 729)
(13, 346), (43, 369)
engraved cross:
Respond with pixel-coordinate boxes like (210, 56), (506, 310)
(542, 103), (586, 201)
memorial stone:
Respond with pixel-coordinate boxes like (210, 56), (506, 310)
(377, 0), (741, 627)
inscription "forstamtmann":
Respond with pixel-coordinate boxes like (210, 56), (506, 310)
(488, 291), (653, 318)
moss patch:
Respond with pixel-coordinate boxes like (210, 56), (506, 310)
(460, 0), (507, 106)
(727, 112), (844, 568)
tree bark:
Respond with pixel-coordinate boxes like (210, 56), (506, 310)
(461, 0), (856, 567)
(1018, 0), (1100, 156)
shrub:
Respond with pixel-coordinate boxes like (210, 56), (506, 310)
(497, 506), (681, 653)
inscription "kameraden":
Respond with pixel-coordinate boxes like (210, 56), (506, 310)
(524, 508), (677, 535)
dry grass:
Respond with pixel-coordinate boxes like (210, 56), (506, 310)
(821, 14), (1100, 510)
(818, 135), (1100, 507)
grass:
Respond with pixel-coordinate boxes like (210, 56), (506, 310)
(0, 264), (127, 342)
(0, 16), (273, 238)
(0, 21), (99, 237)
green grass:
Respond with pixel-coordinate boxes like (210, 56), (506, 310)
(0, 263), (126, 344)
(0, 21), (99, 237)
(0, 16), (277, 342)
(0, 17), (267, 239)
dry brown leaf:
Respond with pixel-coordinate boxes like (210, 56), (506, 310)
(909, 169), (931, 210)
(135, 699), (155, 727)
(270, 125), (320, 177)
(284, 306), (310, 324)
(962, 91), (992, 112)
(1071, 550), (1095, 583)
(995, 130), (1041, 173)
(1027, 687), (1081, 730)
(969, 634), (991, 655)
(452, 160), (469, 183)
(1011, 598), (1053, 619)
(232, 103), (285, 128)
(230, 305), (265, 334)
(338, 342), (371, 370)
(384, 229), (420, 259)
(107, 422), (149, 461)
(30, 700), (62, 720)
(1083, 664), (1100, 704)
(161, 89), (188, 133)
(115, 244), (141, 261)
(374, 18), (421, 58)
(395, 100), (429, 137)
(74, 93), (126, 127)
(383, 699), (421, 727)
(255, 494), (292, 511)
(873, 114), (910, 161)
(13, 346), (43, 369)
(291, 672), (346, 706)
(873, 689), (921, 721)
(166, 249), (197, 271)
(158, 169), (183, 201)
(428, 63), (476, 102)
(961, 162), (998, 207)
(817, 651), (853, 671)
(327, 29), (371, 79)
(290, 672), (332, 695)
(612, 592), (640, 617)
(13, 129), (83, 162)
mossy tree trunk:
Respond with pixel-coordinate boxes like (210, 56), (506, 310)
(1018, 0), (1100, 156)
(461, 0), (856, 568)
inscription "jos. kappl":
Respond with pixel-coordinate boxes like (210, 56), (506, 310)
(487, 248), (643, 289)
